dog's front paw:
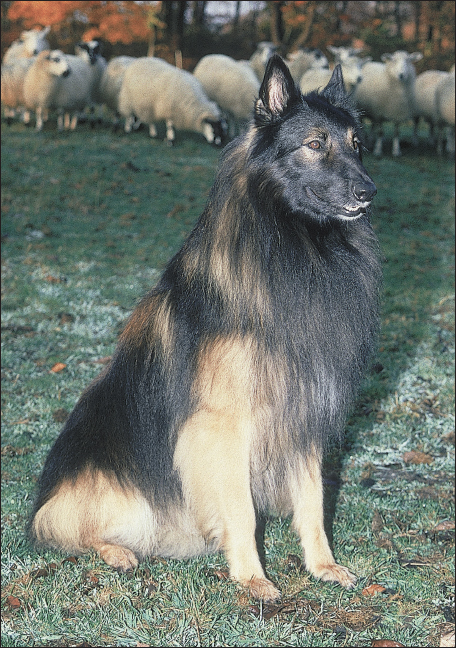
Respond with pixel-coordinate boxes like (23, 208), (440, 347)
(314, 562), (357, 589)
(244, 576), (281, 602)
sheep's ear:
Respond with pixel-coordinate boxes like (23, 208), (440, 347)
(320, 64), (347, 105)
(255, 54), (300, 125)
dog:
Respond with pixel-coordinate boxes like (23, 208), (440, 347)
(29, 55), (382, 602)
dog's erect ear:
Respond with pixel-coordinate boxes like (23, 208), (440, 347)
(255, 54), (301, 125)
(320, 64), (348, 106)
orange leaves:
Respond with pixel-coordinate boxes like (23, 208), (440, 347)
(8, 1), (85, 27)
(6, 1), (151, 46)
(50, 362), (66, 373)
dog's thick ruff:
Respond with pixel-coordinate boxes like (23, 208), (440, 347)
(29, 56), (382, 601)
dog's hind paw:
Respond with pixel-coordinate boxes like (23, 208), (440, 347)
(96, 543), (139, 572)
(314, 562), (357, 589)
(245, 576), (281, 602)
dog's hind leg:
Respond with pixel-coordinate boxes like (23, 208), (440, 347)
(31, 468), (156, 571)
(175, 410), (281, 602)
(289, 453), (357, 589)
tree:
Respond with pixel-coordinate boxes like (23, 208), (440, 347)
(5, 1), (152, 51)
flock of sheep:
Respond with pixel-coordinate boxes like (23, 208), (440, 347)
(2, 26), (455, 156)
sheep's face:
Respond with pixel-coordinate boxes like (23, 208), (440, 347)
(381, 51), (423, 82)
(18, 27), (49, 57)
(45, 51), (71, 78)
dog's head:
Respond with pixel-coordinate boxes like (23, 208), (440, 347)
(250, 55), (376, 226)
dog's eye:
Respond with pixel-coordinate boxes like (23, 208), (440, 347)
(308, 140), (322, 150)
(353, 138), (360, 151)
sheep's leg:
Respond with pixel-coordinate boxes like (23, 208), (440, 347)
(64, 112), (71, 130)
(70, 114), (78, 131)
(36, 107), (44, 131)
(392, 123), (401, 156)
(124, 115), (135, 133)
(149, 124), (157, 138)
(373, 121), (383, 156)
(165, 119), (175, 146)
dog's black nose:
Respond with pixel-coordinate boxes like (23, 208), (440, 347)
(353, 181), (377, 202)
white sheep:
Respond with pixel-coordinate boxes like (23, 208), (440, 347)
(414, 70), (451, 143)
(248, 42), (278, 81)
(98, 55), (137, 114)
(52, 51), (95, 130)
(1, 57), (34, 123)
(435, 70), (455, 155)
(299, 55), (365, 95)
(193, 53), (259, 136)
(23, 50), (70, 131)
(118, 57), (226, 145)
(2, 26), (50, 65)
(354, 50), (423, 156)
(74, 40), (107, 124)
(286, 48), (329, 82)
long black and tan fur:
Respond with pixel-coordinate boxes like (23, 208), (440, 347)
(29, 56), (382, 601)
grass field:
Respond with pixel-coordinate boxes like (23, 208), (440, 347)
(1, 118), (454, 647)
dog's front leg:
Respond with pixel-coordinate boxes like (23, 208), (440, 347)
(174, 411), (281, 601)
(289, 451), (357, 589)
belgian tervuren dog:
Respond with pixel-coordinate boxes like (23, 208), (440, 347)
(29, 56), (381, 602)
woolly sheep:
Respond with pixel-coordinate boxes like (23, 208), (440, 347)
(118, 57), (226, 145)
(23, 50), (70, 131)
(51, 50), (97, 130)
(414, 70), (451, 143)
(193, 53), (259, 136)
(354, 50), (423, 156)
(1, 57), (34, 123)
(248, 42), (278, 81)
(2, 26), (50, 65)
(299, 55), (365, 95)
(98, 55), (137, 113)
(74, 40), (107, 123)
(435, 70), (455, 155)
(286, 48), (329, 82)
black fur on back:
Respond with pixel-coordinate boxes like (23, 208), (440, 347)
(30, 56), (382, 522)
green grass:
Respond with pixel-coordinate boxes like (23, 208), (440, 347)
(1, 118), (454, 647)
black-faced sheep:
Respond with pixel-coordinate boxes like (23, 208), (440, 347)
(193, 54), (259, 136)
(2, 26), (50, 65)
(23, 50), (70, 131)
(354, 50), (423, 156)
(118, 57), (226, 145)
(74, 40), (107, 125)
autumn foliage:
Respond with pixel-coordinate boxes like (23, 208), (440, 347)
(4, 1), (154, 50)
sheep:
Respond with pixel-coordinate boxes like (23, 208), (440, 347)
(354, 50), (423, 156)
(74, 40), (107, 124)
(2, 26), (50, 65)
(414, 70), (451, 143)
(118, 57), (226, 146)
(435, 70), (455, 155)
(285, 47), (329, 82)
(1, 57), (34, 123)
(98, 55), (138, 129)
(193, 53), (259, 136)
(327, 46), (365, 63)
(299, 54), (365, 95)
(248, 42), (278, 81)
(23, 50), (70, 131)
(51, 51), (95, 130)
